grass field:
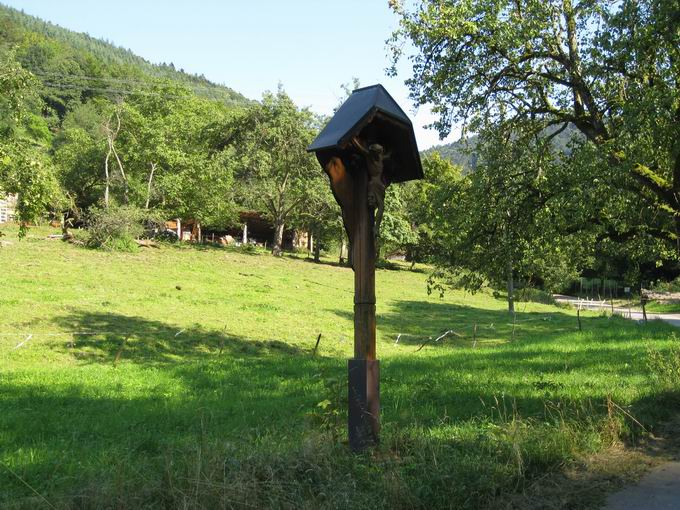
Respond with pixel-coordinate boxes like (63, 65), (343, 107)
(643, 301), (680, 314)
(1, 227), (680, 509)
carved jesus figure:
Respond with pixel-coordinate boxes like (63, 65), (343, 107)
(352, 138), (389, 254)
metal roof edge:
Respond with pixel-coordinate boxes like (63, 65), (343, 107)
(354, 84), (411, 124)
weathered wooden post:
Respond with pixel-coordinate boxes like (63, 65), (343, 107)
(308, 85), (423, 451)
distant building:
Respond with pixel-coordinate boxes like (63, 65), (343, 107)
(0, 194), (17, 224)
(166, 211), (310, 250)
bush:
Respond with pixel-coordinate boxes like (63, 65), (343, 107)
(238, 243), (258, 254)
(647, 340), (680, 389)
(652, 277), (680, 293)
(85, 205), (146, 252)
(515, 287), (556, 305)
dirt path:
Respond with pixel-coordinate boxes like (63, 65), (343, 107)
(604, 462), (680, 509)
(552, 294), (680, 328)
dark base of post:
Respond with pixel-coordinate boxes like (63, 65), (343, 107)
(348, 359), (380, 451)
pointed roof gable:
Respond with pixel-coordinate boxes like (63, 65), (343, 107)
(308, 84), (423, 183)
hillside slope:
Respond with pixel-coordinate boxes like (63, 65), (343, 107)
(0, 3), (250, 116)
(422, 135), (479, 171)
(424, 124), (579, 172)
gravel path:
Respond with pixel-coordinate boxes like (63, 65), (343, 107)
(552, 294), (680, 328)
(604, 462), (680, 509)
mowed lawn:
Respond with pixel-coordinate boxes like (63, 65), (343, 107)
(1, 227), (679, 509)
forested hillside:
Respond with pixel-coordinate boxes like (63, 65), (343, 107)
(0, 3), (423, 259)
(422, 136), (479, 172)
(424, 124), (577, 172)
(0, 3), (249, 113)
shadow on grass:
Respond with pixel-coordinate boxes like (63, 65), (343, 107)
(4, 371), (679, 509)
(0, 354), (338, 506)
(382, 299), (662, 346)
(331, 299), (591, 347)
(282, 252), (420, 272)
(184, 242), (267, 257)
(4, 301), (679, 507)
(281, 252), (352, 270)
(53, 310), (303, 364)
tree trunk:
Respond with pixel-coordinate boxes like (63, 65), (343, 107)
(307, 232), (313, 257)
(176, 218), (181, 242)
(314, 236), (321, 262)
(104, 148), (111, 208)
(111, 144), (128, 205)
(242, 222), (248, 244)
(507, 258), (515, 314)
(272, 220), (284, 256)
(340, 235), (347, 264)
(673, 135), (680, 257)
(145, 162), (156, 210)
(61, 213), (69, 236)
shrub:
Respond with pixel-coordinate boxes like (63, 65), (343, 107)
(85, 205), (146, 252)
(647, 340), (680, 389)
(515, 287), (556, 305)
(238, 243), (258, 254)
(652, 277), (680, 293)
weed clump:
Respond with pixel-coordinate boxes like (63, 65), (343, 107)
(515, 287), (556, 305)
(84, 204), (163, 251)
(647, 339), (680, 388)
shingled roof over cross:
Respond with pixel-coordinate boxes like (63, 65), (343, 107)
(307, 84), (423, 184)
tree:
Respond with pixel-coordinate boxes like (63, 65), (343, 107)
(294, 174), (343, 262)
(54, 99), (110, 215)
(102, 100), (127, 206)
(425, 121), (586, 312)
(54, 84), (239, 232)
(222, 88), (320, 255)
(121, 84), (239, 229)
(402, 153), (462, 267)
(377, 184), (418, 259)
(0, 48), (60, 236)
(389, 0), (680, 255)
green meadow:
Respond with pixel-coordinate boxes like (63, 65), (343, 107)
(1, 228), (679, 509)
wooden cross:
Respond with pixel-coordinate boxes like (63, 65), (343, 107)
(323, 137), (389, 450)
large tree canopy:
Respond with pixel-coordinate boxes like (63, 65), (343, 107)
(220, 88), (321, 255)
(390, 0), (680, 252)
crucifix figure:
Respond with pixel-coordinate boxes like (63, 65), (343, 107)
(351, 137), (390, 256)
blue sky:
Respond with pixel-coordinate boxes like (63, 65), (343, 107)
(3, 0), (458, 149)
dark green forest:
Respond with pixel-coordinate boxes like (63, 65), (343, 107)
(0, 4), (421, 259)
(0, 4), (248, 108)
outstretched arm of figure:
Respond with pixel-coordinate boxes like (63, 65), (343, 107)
(351, 137), (370, 156)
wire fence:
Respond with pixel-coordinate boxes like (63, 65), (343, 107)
(1, 297), (660, 356)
